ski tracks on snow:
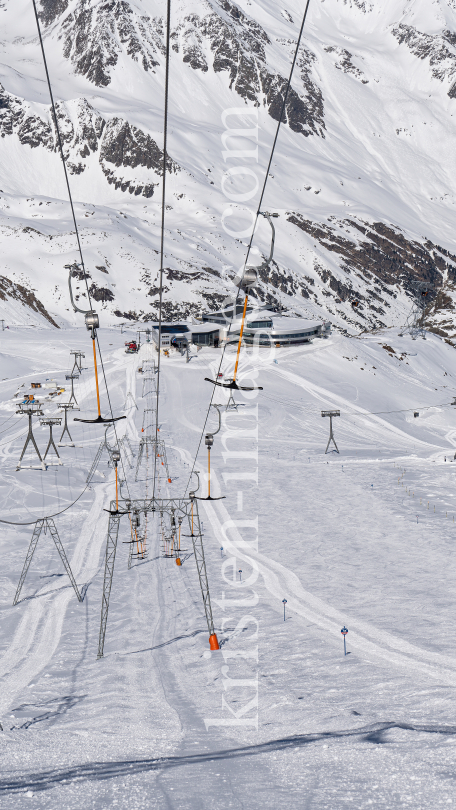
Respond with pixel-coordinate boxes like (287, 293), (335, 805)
(0, 484), (110, 717)
(203, 490), (456, 687)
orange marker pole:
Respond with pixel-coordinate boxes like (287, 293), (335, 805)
(233, 293), (249, 383)
(92, 337), (102, 418)
(115, 465), (118, 511)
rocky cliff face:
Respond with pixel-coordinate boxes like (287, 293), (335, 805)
(0, 0), (456, 337)
(0, 86), (178, 197)
(39, 0), (325, 136)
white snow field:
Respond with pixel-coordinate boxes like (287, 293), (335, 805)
(0, 324), (456, 808)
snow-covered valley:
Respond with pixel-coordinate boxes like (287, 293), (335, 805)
(0, 325), (456, 807)
(1, 0), (456, 806)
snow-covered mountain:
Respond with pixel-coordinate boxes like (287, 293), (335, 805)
(1, 0), (456, 337)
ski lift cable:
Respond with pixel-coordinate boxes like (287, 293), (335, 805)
(95, 335), (131, 500)
(31, 0), (92, 312)
(0, 426), (28, 447)
(260, 390), (454, 417)
(152, 0), (171, 501)
(0, 412), (21, 434)
(0, 481), (91, 525)
(239, 0), (311, 278)
(32, 0), (126, 436)
(183, 0), (312, 496)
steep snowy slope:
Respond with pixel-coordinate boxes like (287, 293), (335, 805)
(1, 0), (456, 335)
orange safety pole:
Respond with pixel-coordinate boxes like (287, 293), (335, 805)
(92, 337), (102, 418)
(115, 465), (118, 511)
(233, 293), (249, 383)
(208, 447), (211, 498)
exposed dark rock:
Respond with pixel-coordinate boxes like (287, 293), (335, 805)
(113, 309), (138, 320)
(202, 266), (220, 277)
(38, 0), (69, 26)
(89, 283), (115, 302)
(100, 119), (175, 173)
(57, 0), (162, 87)
(287, 214), (456, 334)
(324, 46), (368, 83)
(0, 85), (178, 196)
(392, 24), (456, 83)
(0, 275), (59, 327)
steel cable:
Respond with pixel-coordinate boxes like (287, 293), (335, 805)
(152, 0), (172, 500)
(184, 0), (312, 494)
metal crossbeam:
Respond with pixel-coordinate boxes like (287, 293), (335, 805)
(70, 350), (85, 374)
(142, 375), (156, 398)
(13, 518), (82, 605)
(141, 407), (155, 436)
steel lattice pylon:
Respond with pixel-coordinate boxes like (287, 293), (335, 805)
(96, 496), (218, 658)
(135, 437), (170, 482)
(13, 517), (82, 605)
(97, 511), (121, 658)
(142, 374), (156, 398)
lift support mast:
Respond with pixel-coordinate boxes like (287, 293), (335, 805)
(97, 495), (218, 658)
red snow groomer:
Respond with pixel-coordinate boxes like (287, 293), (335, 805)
(125, 340), (139, 354)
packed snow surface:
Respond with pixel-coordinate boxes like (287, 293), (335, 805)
(0, 325), (456, 807)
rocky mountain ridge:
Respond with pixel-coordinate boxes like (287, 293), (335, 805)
(0, 0), (456, 340)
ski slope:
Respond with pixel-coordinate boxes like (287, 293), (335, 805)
(0, 325), (456, 808)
